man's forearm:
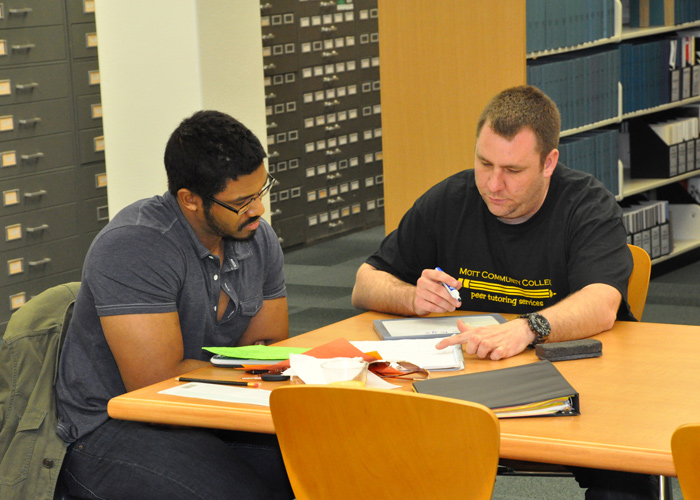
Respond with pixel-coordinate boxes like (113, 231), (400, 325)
(543, 283), (620, 342)
(351, 264), (418, 316)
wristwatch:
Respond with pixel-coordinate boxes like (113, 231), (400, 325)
(518, 312), (551, 346)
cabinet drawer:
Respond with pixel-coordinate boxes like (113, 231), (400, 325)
(77, 162), (106, 198)
(0, 25), (67, 66)
(76, 93), (102, 130)
(0, 167), (76, 215)
(0, 62), (71, 105)
(66, 0), (96, 24)
(0, 235), (83, 287)
(0, 202), (78, 250)
(78, 126), (103, 164)
(71, 58), (99, 96)
(271, 214), (306, 249)
(0, 1), (65, 29)
(69, 22), (97, 60)
(79, 196), (108, 233)
(0, 132), (75, 179)
(0, 98), (73, 141)
(0, 267), (82, 327)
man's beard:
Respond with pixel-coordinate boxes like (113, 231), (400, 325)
(204, 205), (259, 242)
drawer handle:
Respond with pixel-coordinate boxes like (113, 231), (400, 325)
(271, 209), (282, 216)
(329, 221), (344, 228)
(325, 148), (342, 156)
(325, 125), (341, 132)
(28, 257), (51, 267)
(266, 122), (277, 130)
(11, 44), (35, 51)
(327, 196), (344, 205)
(263, 63), (276, 71)
(24, 189), (46, 199)
(15, 82), (38, 91)
(26, 224), (48, 233)
(323, 76), (339, 83)
(268, 151), (280, 158)
(19, 118), (41, 127)
(324, 100), (340, 107)
(21, 152), (43, 162)
(265, 93), (276, 100)
(321, 26), (337, 33)
(8, 8), (33, 15)
(327, 173), (342, 180)
(322, 51), (338, 58)
(261, 33), (275, 41)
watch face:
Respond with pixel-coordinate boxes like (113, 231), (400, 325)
(529, 313), (551, 338)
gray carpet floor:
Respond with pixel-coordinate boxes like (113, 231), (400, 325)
(283, 224), (690, 499)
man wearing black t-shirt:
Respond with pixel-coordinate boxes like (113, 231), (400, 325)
(352, 86), (658, 499)
(353, 85), (634, 360)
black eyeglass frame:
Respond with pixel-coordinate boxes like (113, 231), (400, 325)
(206, 173), (276, 215)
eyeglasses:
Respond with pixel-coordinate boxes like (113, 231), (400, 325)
(207, 173), (276, 215)
(368, 360), (430, 381)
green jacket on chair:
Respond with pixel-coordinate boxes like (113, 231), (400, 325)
(0, 282), (80, 500)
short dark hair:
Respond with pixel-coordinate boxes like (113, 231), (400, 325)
(476, 85), (560, 163)
(164, 110), (267, 198)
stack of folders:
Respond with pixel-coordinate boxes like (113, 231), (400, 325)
(526, 0), (616, 54)
(412, 360), (580, 419)
(629, 0), (700, 28)
(527, 47), (619, 131)
(621, 31), (700, 114)
(629, 110), (700, 178)
(622, 200), (671, 259)
(559, 129), (620, 196)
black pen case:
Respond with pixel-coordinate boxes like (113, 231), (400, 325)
(535, 339), (602, 362)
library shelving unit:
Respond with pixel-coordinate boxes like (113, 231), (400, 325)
(527, 0), (700, 264)
(378, 0), (699, 265)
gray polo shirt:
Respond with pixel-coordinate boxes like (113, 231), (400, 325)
(56, 192), (285, 442)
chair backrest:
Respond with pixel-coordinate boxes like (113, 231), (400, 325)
(627, 244), (651, 321)
(270, 385), (500, 500)
(672, 423), (700, 499)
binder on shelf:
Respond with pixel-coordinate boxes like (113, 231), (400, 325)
(629, 118), (699, 178)
(622, 200), (673, 258)
(412, 360), (580, 419)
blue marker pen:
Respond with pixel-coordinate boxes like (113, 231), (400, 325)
(435, 267), (461, 302)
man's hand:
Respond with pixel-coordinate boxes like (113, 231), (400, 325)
(352, 263), (461, 317)
(413, 268), (462, 316)
(435, 318), (535, 360)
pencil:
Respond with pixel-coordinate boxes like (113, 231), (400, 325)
(176, 377), (260, 388)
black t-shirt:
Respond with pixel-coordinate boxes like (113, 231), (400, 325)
(366, 165), (635, 320)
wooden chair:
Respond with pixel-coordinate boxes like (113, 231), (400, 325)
(627, 244), (652, 321)
(672, 423), (700, 499)
(270, 385), (500, 500)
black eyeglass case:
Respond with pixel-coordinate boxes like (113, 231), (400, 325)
(535, 339), (602, 362)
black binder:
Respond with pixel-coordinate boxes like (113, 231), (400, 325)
(412, 360), (580, 418)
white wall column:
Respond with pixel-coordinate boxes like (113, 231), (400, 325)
(94, 0), (267, 217)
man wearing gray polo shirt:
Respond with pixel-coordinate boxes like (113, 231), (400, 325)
(55, 111), (293, 500)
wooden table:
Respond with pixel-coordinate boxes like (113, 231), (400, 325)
(108, 311), (700, 476)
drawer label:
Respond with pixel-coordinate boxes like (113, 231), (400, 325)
(1, 151), (16, 167)
(5, 224), (21, 242)
(9, 292), (26, 311)
(7, 258), (23, 276)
